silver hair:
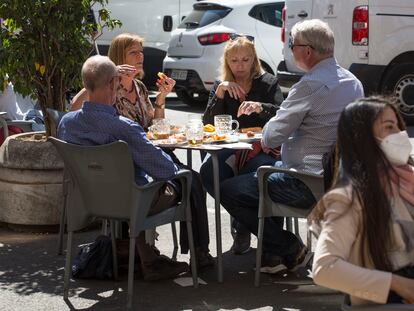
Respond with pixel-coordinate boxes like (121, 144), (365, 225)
(291, 19), (334, 56)
(81, 55), (117, 92)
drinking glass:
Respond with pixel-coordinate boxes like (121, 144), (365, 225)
(214, 114), (239, 135)
(186, 119), (204, 146)
(151, 118), (170, 139)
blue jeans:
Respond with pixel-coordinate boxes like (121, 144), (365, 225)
(220, 161), (316, 260)
(200, 149), (276, 236)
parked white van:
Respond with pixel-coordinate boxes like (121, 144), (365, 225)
(91, 0), (197, 88)
(278, 0), (414, 124)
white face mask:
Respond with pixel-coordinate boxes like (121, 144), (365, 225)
(379, 130), (412, 166)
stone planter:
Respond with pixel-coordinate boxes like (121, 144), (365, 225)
(0, 132), (64, 228)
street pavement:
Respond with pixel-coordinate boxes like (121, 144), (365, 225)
(0, 96), (345, 311)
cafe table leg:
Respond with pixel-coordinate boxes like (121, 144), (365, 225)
(186, 149), (192, 169)
(211, 151), (223, 283)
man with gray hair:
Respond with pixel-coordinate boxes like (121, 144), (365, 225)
(58, 55), (189, 281)
(221, 19), (364, 273)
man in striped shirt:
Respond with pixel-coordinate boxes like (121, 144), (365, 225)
(221, 19), (364, 273)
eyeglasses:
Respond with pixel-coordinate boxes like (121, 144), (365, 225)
(288, 36), (314, 50)
(229, 33), (255, 43)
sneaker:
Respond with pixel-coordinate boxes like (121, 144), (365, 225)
(231, 232), (251, 255)
(285, 246), (313, 272)
(260, 253), (288, 274)
(142, 255), (188, 281)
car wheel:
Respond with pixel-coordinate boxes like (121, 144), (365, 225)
(176, 89), (209, 107)
(382, 63), (414, 125)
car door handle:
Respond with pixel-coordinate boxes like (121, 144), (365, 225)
(298, 11), (308, 18)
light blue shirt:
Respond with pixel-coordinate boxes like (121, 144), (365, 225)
(263, 58), (364, 173)
(58, 102), (178, 185)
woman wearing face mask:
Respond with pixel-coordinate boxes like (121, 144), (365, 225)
(201, 35), (284, 255)
(311, 97), (414, 306)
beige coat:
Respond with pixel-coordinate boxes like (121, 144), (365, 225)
(312, 187), (414, 305)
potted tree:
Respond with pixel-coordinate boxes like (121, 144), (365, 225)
(0, 0), (120, 229)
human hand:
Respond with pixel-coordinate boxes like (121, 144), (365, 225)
(237, 101), (263, 117)
(216, 81), (246, 101)
(157, 76), (176, 96)
(391, 274), (414, 304)
(117, 64), (137, 78)
(260, 138), (272, 153)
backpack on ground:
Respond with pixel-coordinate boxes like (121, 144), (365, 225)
(72, 235), (114, 280)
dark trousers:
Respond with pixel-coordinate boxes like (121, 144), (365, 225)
(220, 161), (316, 261)
(200, 149), (276, 236)
(163, 149), (210, 254)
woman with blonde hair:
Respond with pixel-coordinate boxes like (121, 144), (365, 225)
(71, 33), (174, 129)
(312, 97), (414, 306)
(201, 35), (284, 255)
(71, 33), (214, 276)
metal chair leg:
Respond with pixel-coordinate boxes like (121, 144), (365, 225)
(63, 231), (73, 300)
(110, 220), (118, 280)
(171, 222), (178, 261)
(254, 217), (265, 287)
(186, 219), (198, 288)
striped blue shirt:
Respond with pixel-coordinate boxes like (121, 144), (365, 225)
(58, 102), (178, 185)
(263, 58), (364, 173)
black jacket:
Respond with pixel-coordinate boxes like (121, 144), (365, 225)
(202, 72), (284, 129)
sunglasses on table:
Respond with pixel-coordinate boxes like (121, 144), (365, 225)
(229, 33), (255, 43)
(288, 36), (314, 50)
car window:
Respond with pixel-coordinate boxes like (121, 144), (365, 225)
(249, 2), (284, 28)
(178, 4), (232, 29)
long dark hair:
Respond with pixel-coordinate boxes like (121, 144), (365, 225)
(333, 97), (406, 271)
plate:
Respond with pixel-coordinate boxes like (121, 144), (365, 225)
(203, 138), (228, 144)
(203, 134), (228, 144)
(203, 135), (239, 144)
(153, 138), (187, 147)
(237, 133), (262, 142)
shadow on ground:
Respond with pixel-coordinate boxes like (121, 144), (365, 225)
(0, 224), (341, 311)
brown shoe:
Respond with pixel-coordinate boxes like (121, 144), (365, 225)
(142, 255), (188, 281)
(231, 232), (251, 255)
(191, 249), (215, 271)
